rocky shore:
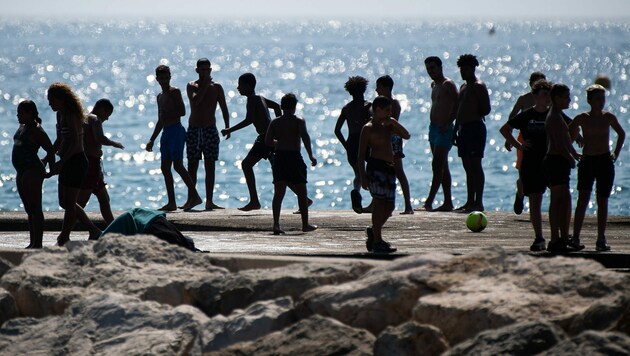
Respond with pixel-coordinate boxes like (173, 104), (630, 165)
(1, 234), (629, 355)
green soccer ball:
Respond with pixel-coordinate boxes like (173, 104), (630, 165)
(466, 211), (488, 232)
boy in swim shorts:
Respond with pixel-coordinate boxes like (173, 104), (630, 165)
(146, 65), (202, 211)
(569, 84), (625, 251)
(358, 96), (410, 253)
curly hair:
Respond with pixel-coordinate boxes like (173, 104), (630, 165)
(457, 54), (479, 68)
(531, 79), (552, 95)
(48, 82), (86, 123)
(344, 76), (368, 96)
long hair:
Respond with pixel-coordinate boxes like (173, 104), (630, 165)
(47, 82), (86, 123)
(17, 100), (42, 124)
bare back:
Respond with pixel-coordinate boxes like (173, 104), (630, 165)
(430, 77), (458, 127)
(248, 95), (273, 135)
(268, 115), (305, 151)
(342, 100), (371, 136)
(456, 80), (491, 125)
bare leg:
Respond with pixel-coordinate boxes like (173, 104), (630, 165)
(239, 154), (262, 211)
(58, 185), (101, 245)
(371, 198), (394, 244)
(160, 160), (177, 211)
(423, 145), (453, 212)
(93, 186), (115, 225)
(18, 170), (45, 248)
(174, 160), (201, 211)
(204, 159), (223, 210)
(394, 158), (413, 214)
(528, 193), (543, 238)
(596, 194), (609, 239)
(272, 182), (287, 234)
(289, 183), (317, 232)
(572, 190), (591, 240)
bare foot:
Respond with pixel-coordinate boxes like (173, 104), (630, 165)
(399, 209), (414, 215)
(238, 202), (261, 211)
(273, 227), (286, 235)
(302, 224), (318, 232)
(181, 195), (203, 211)
(205, 202), (225, 211)
(159, 204), (177, 212)
(57, 236), (70, 247)
(88, 230), (102, 241)
(454, 204), (472, 213)
(293, 198), (314, 214)
(434, 204), (454, 212)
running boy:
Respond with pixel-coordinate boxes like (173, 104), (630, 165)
(186, 58), (230, 210)
(265, 93), (318, 235)
(358, 96), (410, 253)
(78, 98), (124, 225)
(376, 75), (413, 214)
(569, 84), (625, 251)
(146, 64), (202, 211)
(221, 72), (281, 211)
(334, 76), (372, 213)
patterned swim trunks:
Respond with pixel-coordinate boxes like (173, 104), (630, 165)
(186, 126), (220, 161)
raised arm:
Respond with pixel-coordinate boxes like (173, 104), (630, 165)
(263, 98), (282, 118)
(186, 80), (209, 107)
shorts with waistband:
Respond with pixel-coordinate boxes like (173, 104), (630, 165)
(543, 154), (572, 187)
(160, 123), (186, 161)
(81, 155), (106, 191)
(60, 152), (88, 188)
(346, 133), (361, 166)
(577, 153), (615, 197)
(429, 122), (454, 150)
(247, 134), (273, 161)
(366, 158), (396, 202)
(272, 150), (307, 184)
(186, 126), (220, 161)
(456, 121), (486, 158)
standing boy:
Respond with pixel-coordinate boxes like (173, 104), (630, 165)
(569, 84), (625, 251)
(544, 84), (581, 253)
(78, 98), (124, 224)
(376, 75), (413, 214)
(146, 64), (202, 211)
(334, 76), (372, 213)
(221, 73), (281, 211)
(186, 58), (230, 210)
(423, 56), (458, 212)
(265, 93), (318, 234)
(454, 54), (491, 213)
(507, 72), (547, 215)
(358, 96), (410, 253)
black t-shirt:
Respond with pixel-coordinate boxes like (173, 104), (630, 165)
(508, 108), (572, 159)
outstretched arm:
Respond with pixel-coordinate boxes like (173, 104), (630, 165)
(92, 119), (124, 149)
(264, 98), (282, 118)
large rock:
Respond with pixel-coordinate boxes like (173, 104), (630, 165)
(0, 288), (17, 326)
(214, 314), (375, 355)
(446, 320), (566, 355)
(545, 330), (630, 355)
(0, 292), (209, 355)
(374, 321), (449, 356)
(412, 251), (630, 344)
(204, 297), (297, 352)
(297, 252), (455, 335)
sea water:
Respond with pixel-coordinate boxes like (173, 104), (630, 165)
(0, 19), (628, 215)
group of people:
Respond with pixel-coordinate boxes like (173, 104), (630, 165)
(11, 54), (625, 254)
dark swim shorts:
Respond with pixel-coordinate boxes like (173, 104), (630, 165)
(456, 121), (486, 158)
(543, 154), (572, 187)
(186, 126), (220, 161)
(60, 152), (88, 188)
(577, 153), (615, 197)
(366, 158), (396, 202)
(247, 135), (273, 161)
(272, 150), (307, 184)
(160, 122), (186, 161)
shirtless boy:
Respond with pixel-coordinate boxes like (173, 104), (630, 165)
(544, 84), (582, 253)
(186, 58), (230, 210)
(569, 84), (625, 251)
(375, 75), (413, 214)
(265, 93), (318, 235)
(221, 72), (281, 211)
(507, 71), (546, 215)
(359, 96), (410, 253)
(146, 64), (202, 211)
(454, 54), (491, 213)
(78, 98), (124, 224)
(335, 76), (372, 214)
(422, 56), (458, 212)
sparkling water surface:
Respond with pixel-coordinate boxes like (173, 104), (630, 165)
(0, 20), (628, 214)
